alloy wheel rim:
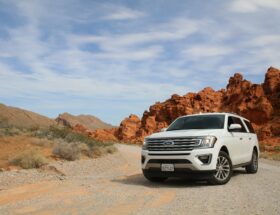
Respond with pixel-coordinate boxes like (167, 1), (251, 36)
(215, 156), (230, 181)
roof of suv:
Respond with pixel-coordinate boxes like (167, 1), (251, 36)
(177, 112), (250, 122)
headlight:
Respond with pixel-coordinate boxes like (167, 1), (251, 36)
(142, 139), (148, 150)
(198, 136), (217, 148)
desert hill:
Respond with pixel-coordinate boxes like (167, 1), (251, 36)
(0, 103), (55, 129)
(56, 112), (113, 131)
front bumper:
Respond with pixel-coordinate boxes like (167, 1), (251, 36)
(141, 148), (218, 175)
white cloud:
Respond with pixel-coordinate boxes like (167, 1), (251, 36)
(230, 0), (280, 13)
(69, 18), (198, 60)
(248, 34), (280, 47)
(73, 18), (198, 48)
(182, 44), (234, 58)
(101, 6), (145, 20)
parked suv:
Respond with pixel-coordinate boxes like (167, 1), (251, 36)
(141, 113), (259, 185)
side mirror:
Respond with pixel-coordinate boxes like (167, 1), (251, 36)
(228, 124), (242, 132)
(161, 128), (167, 132)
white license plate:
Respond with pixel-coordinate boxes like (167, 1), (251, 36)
(161, 164), (174, 172)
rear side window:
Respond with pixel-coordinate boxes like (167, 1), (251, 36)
(227, 116), (247, 133)
(244, 120), (255, 133)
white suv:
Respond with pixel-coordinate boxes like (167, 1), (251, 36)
(141, 113), (259, 185)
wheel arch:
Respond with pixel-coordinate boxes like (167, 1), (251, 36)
(253, 146), (258, 156)
(220, 145), (230, 157)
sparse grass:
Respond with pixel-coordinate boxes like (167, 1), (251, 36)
(0, 127), (21, 136)
(31, 138), (51, 147)
(260, 152), (280, 161)
(105, 145), (117, 154)
(9, 150), (48, 169)
(34, 126), (113, 148)
(91, 145), (118, 158)
(274, 146), (280, 152)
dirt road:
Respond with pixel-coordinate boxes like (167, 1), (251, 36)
(0, 144), (280, 215)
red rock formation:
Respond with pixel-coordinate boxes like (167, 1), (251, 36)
(72, 124), (91, 135)
(89, 128), (118, 142)
(114, 67), (280, 147)
(116, 114), (141, 142)
(73, 67), (279, 149)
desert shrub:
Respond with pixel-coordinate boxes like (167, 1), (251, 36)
(78, 143), (91, 156)
(274, 146), (280, 152)
(52, 140), (81, 161)
(28, 125), (40, 132)
(9, 150), (48, 169)
(34, 126), (113, 147)
(105, 145), (117, 154)
(260, 152), (280, 161)
(0, 116), (9, 128)
(31, 138), (50, 147)
(91, 145), (118, 157)
(0, 127), (21, 136)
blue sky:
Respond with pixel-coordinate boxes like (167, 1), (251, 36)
(0, 0), (280, 125)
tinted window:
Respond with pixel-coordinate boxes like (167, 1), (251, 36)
(167, 115), (225, 131)
(227, 116), (247, 133)
(244, 120), (255, 133)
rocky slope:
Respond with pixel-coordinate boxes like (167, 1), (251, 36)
(94, 67), (280, 146)
(0, 103), (55, 129)
(56, 112), (113, 131)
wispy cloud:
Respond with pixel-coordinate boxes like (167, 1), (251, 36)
(230, 0), (280, 13)
(182, 44), (234, 59)
(101, 6), (145, 20)
(0, 0), (279, 124)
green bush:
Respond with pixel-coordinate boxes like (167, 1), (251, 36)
(9, 150), (48, 169)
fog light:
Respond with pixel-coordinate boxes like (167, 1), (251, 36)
(141, 155), (146, 164)
(198, 154), (212, 164)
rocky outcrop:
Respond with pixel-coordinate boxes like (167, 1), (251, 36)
(113, 67), (280, 146)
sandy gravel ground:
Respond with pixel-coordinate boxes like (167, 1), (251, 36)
(0, 144), (279, 215)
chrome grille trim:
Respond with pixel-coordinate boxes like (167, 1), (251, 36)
(146, 137), (202, 151)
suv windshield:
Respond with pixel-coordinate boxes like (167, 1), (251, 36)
(167, 115), (225, 131)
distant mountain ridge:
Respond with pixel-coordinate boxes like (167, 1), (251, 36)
(56, 112), (113, 131)
(0, 104), (113, 131)
(0, 103), (55, 128)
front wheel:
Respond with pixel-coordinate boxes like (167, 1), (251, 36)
(245, 150), (258, 174)
(208, 151), (233, 185)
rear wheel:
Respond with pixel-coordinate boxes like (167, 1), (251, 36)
(245, 150), (258, 174)
(208, 151), (233, 185)
(142, 170), (168, 182)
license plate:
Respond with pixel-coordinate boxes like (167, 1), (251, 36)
(161, 164), (174, 172)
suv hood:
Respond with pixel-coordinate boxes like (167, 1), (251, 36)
(146, 129), (222, 139)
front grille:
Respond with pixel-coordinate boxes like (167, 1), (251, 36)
(146, 137), (201, 151)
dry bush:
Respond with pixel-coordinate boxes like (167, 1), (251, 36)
(78, 143), (91, 156)
(31, 138), (51, 147)
(105, 145), (117, 154)
(91, 145), (117, 157)
(9, 150), (48, 169)
(52, 140), (81, 161)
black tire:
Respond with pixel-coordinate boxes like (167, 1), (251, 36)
(208, 151), (233, 185)
(142, 170), (168, 182)
(245, 150), (258, 174)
